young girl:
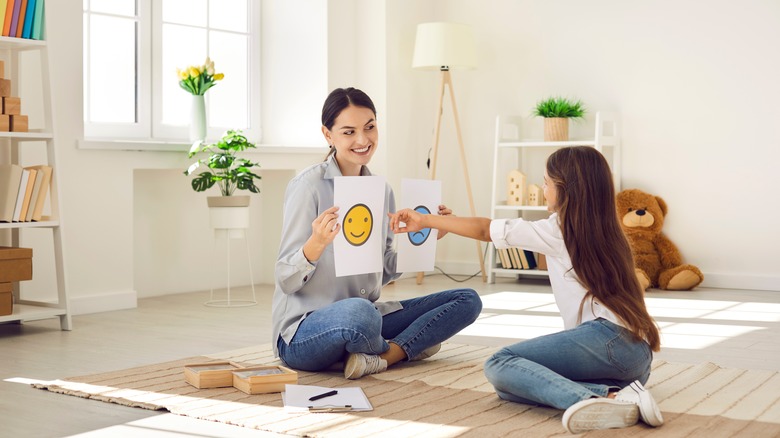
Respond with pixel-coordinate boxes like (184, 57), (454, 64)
(390, 146), (663, 433)
(272, 87), (482, 380)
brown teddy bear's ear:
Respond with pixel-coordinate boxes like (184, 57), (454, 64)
(655, 196), (668, 216)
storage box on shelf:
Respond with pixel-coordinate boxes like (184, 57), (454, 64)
(0, 30), (71, 329)
(487, 112), (621, 284)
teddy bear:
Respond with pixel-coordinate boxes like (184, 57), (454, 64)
(616, 189), (703, 291)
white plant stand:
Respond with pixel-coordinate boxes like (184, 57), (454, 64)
(204, 206), (257, 307)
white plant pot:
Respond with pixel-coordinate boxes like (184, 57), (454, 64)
(207, 196), (251, 229)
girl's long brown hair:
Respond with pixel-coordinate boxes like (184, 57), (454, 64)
(547, 146), (660, 351)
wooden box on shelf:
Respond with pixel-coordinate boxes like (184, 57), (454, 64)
(0, 114), (8, 131)
(184, 361), (243, 389)
(0, 247), (32, 283)
(2, 97), (20, 115)
(10, 115), (28, 132)
(0, 79), (9, 97)
(232, 365), (298, 395)
(0, 282), (12, 316)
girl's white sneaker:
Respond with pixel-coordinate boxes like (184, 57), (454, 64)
(615, 380), (664, 427)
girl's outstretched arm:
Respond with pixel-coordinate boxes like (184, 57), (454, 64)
(389, 208), (492, 242)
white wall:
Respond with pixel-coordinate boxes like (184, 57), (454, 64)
(385, 0), (780, 291)
(14, 0), (778, 316)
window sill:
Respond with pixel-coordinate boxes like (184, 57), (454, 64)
(77, 138), (325, 155)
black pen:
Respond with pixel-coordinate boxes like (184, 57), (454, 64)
(308, 389), (338, 401)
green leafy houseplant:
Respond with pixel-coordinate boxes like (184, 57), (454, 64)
(184, 130), (261, 196)
(532, 96), (586, 119)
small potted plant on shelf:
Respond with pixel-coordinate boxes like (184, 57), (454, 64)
(532, 96), (586, 141)
(184, 129), (262, 209)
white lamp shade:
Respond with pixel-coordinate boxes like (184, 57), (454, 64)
(412, 22), (477, 71)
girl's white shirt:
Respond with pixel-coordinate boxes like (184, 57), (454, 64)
(490, 214), (622, 330)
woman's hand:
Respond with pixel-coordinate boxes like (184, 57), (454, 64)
(437, 204), (452, 239)
(389, 208), (426, 234)
(303, 206), (340, 262)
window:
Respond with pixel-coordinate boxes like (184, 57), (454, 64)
(83, 0), (260, 142)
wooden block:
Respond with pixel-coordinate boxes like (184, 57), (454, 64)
(0, 247), (33, 283)
(0, 79), (9, 97)
(3, 97), (20, 115)
(232, 365), (298, 394)
(10, 115), (28, 132)
(0, 60), (5, 79)
(0, 114), (9, 131)
(184, 361), (243, 389)
(0, 282), (12, 316)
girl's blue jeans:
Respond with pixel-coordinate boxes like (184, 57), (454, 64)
(277, 288), (482, 371)
(484, 318), (653, 410)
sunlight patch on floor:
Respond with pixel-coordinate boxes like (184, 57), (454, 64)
(472, 291), (771, 349)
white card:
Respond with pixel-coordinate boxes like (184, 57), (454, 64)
(333, 176), (385, 277)
(396, 179), (441, 273)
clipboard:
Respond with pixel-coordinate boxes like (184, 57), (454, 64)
(282, 384), (373, 412)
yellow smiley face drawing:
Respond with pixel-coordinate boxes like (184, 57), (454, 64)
(343, 203), (373, 246)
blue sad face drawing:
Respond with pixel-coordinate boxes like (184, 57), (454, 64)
(408, 205), (432, 246)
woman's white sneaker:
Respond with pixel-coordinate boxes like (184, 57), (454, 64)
(562, 398), (639, 434)
(344, 353), (387, 379)
(615, 380), (664, 427)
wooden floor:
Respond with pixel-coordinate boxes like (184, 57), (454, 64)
(1, 275), (778, 438)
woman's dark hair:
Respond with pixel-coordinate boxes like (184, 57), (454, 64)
(321, 87), (376, 160)
(546, 146), (661, 351)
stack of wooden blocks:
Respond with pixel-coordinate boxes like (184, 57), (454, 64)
(0, 60), (28, 132)
(0, 246), (33, 316)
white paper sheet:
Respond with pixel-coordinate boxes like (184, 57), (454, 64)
(282, 384), (373, 412)
(396, 179), (441, 272)
(333, 176), (386, 277)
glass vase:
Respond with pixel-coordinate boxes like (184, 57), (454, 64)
(189, 94), (207, 143)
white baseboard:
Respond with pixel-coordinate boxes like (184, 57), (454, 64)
(69, 290), (138, 315)
(415, 262), (780, 293)
(701, 273), (780, 292)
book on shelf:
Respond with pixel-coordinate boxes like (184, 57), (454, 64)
(523, 249), (537, 269)
(27, 164), (50, 221)
(20, 0), (34, 39)
(11, 167), (29, 221)
(495, 248), (505, 268)
(29, 0), (41, 40)
(500, 248), (511, 269)
(14, 0), (25, 38)
(515, 248), (529, 269)
(8, 0), (20, 37)
(0, 163), (22, 222)
(2, 0), (14, 36)
(23, 164), (43, 221)
(17, 167), (36, 221)
(509, 247), (522, 269)
(536, 253), (548, 270)
(0, 0), (7, 34)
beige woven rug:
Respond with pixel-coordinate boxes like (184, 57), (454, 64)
(33, 343), (780, 437)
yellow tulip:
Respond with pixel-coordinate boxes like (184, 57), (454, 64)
(213, 73), (224, 81)
(178, 70), (188, 80)
(188, 67), (200, 78)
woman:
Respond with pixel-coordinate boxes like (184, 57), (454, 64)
(390, 146), (663, 433)
(272, 87), (482, 379)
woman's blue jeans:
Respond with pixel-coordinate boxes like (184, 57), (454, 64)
(277, 288), (482, 371)
(484, 318), (652, 410)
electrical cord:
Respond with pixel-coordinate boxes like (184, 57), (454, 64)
(426, 242), (490, 283)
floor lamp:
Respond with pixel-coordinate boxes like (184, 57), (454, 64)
(412, 22), (487, 283)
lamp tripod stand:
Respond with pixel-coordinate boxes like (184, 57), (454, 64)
(416, 67), (487, 284)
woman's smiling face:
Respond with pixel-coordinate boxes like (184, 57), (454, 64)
(325, 105), (378, 176)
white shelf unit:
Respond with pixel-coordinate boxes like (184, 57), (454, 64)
(0, 35), (71, 330)
(487, 112), (620, 284)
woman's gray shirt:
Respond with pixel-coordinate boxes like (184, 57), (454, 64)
(271, 155), (402, 356)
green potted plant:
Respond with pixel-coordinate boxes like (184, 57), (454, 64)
(184, 129), (262, 209)
(532, 96), (586, 141)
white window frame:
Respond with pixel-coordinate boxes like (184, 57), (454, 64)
(83, 0), (261, 143)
